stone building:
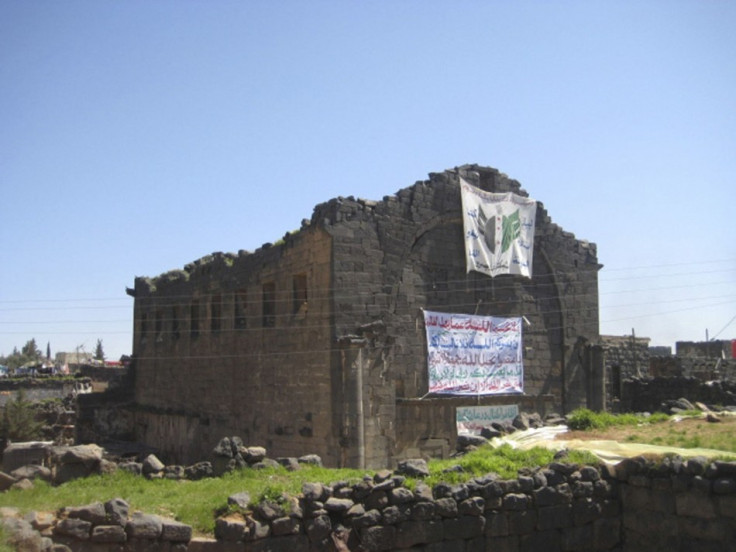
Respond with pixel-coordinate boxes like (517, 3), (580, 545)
(127, 165), (602, 468)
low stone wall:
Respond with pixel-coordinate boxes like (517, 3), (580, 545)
(0, 378), (89, 408)
(5, 454), (736, 551)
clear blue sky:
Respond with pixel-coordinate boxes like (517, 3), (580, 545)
(1, 1), (734, 361)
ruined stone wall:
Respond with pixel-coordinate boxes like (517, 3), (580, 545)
(619, 376), (736, 413)
(313, 166), (600, 462)
(0, 379), (85, 408)
(649, 356), (736, 380)
(600, 335), (651, 411)
(131, 227), (336, 465)
(129, 165), (601, 469)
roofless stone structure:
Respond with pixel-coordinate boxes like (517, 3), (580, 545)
(127, 165), (602, 468)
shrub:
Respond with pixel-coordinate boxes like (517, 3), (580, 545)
(1, 389), (44, 442)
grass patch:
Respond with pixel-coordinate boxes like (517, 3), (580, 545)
(566, 408), (670, 431)
(0, 465), (369, 536)
(424, 444), (598, 487)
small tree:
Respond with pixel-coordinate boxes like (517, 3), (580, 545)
(1, 389), (43, 443)
(94, 339), (105, 361)
(21, 339), (41, 360)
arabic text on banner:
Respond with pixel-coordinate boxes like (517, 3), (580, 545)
(460, 178), (537, 278)
(424, 310), (523, 395)
(456, 404), (519, 435)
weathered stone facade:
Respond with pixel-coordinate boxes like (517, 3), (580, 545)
(128, 165), (601, 468)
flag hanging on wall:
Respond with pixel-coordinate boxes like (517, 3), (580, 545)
(460, 178), (537, 278)
(424, 310), (523, 395)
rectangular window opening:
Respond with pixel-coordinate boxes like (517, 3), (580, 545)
(211, 294), (222, 333)
(292, 274), (308, 314)
(191, 301), (200, 338)
(171, 306), (180, 339)
(234, 289), (248, 329)
(262, 282), (276, 328)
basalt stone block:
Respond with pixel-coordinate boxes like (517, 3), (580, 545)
(65, 502), (107, 525)
(503, 493), (529, 511)
(142, 454), (165, 476)
(10, 465), (52, 483)
(458, 497), (485, 516)
(413, 481), (434, 502)
(104, 497), (129, 526)
(507, 510), (536, 535)
(713, 477), (736, 494)
(276, 457), (300, 472)
(396, 458), (429, 478)
(302, 482), (327, 502)
(352, 509), (382, 529)
(572, 498), (602, 526)
(364, 490), (389, 511)
(245, 516), (270, 540)
(410, 501), (436, 520)
(395, 520), (443, 548)
(297, 454), (322, 467)
(118, 461), (142, 475)
(359, 525), (396, 552)
(271, 516), (300, 536)
(305, 515), (331, 542)
(443, 515), (485, 539)
(215, 516), (247, 541)
(91, 525), (127, 543)
(484, 511), (509, 537)
(537, 504), (572, 530)
(255, 500), (284, 521)
(324, 497), (354, 514)
(381, 505), (410, 525)
(125, 512), (163, 539)
(389, 487), (414, 505)
(243, 446), (267, 464)
(435, 497), (458, 518)
(55, 518), (92, 540)
(184, 461), (213, 480)
(162, 519), (192, 542)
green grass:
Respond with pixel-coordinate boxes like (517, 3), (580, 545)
(0, 466), (369, 535)
(424, 444), (597, 486)
(566, 408), (669, 430)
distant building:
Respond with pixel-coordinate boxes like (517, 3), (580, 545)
(648, 345), (672, 357)
(54, 352), (94, 372)
(676, 340), (734, 359)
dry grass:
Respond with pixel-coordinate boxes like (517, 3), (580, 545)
(556, 413), (736, 454)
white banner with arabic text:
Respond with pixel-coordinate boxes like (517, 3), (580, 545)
(424, 310), (523, 395)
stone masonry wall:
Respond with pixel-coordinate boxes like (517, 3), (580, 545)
(16, 456), (736, 552)
(131, 227), (337, 466)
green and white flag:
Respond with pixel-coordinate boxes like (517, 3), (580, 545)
(460, 178), (537, 278)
